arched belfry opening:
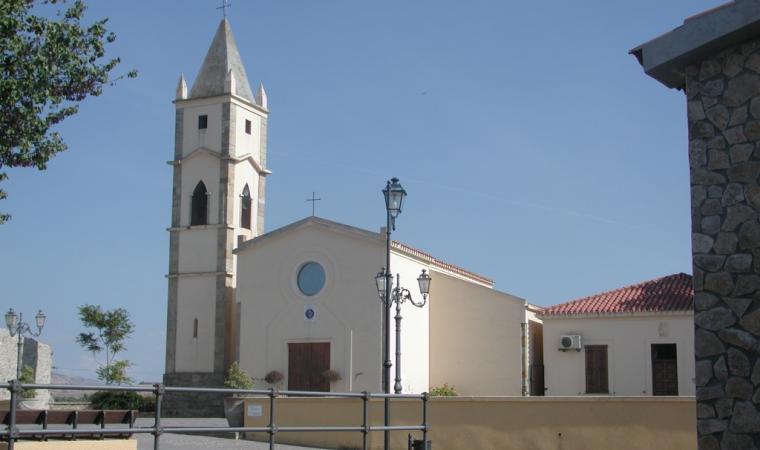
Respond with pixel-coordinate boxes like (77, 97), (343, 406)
(241, 184), (251, 230)
(191, 181), (209, 226)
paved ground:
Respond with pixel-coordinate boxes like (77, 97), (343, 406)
(134, 418), (330, 450)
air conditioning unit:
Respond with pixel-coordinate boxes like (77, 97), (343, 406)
(559, 334), (582, 351)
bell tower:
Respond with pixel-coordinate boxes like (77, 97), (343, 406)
(163, 18), (269, 414)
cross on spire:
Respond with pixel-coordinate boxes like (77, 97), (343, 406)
(217, 0), (232, 18)
(306, 192), (322, 217)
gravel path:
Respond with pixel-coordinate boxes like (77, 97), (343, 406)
(134, 418), (330, 450)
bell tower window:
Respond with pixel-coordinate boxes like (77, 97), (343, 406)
(198, 115), (208, 130)
(241, 184), (252, 230)
(191, 181), (209, 226)
(192, 318), (198, 339)
(245, 119), (252, 135)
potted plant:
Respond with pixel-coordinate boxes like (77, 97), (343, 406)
(322, 369), (342, 387)
(18, 365), (43, 410)
(223, 362), (254, 428)
(264, 370), (284, 387)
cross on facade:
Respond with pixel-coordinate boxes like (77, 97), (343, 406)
(217, 0), (232, 18)
(306, 192), (321, 217)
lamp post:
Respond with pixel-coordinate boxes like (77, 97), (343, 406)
(4, 308), (46, 379)
(375, 269), (431, 393)
(380, 177), (406, 450)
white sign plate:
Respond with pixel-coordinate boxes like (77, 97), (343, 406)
(247, 404), (263, 417)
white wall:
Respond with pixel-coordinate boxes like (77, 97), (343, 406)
(542, 314), (695, 396)
(175, 276), (217, 372)
(182, 103), (222, 156)
(429, 272), (527, 396)
(388, 252), (431, 394)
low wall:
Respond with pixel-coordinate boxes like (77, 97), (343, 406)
(244, 396), (696, 450)
(0, 440), (136, 450)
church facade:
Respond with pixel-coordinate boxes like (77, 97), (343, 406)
(163, 19), (539, 415)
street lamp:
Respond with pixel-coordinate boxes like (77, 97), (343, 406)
(5, 308), (46, 379)
(379, 177), (406, 450)
(375, 269), (431, 393)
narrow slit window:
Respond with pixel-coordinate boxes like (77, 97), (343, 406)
(193, 318), (198, 338)
(241, 184), (252, 230)
(191, 181), (208, 226)
(198, 115), (208, 130)
(245, 119), (252, 135)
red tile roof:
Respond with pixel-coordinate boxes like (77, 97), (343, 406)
(541, 273), (693, 317)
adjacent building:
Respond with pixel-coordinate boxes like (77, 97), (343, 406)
(540, 273), (695, 397)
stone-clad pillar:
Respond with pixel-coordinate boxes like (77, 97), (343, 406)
(687, 39), (760, 450)
(632, 3), (760, 448)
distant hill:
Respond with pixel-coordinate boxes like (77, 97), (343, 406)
(50, 372), (103, 400)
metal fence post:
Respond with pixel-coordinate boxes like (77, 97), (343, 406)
(7, 379), (19, 450)
(153, 383), (164, 450)
(422, 392), (429, 445)
(268, 387), (277, 450)
(362, 391), (369, 450)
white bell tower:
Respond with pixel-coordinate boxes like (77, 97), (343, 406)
(163, 18), (270, 411)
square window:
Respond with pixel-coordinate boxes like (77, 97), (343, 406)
(245, 119), (252, 135)
(198, 115), (208, 130)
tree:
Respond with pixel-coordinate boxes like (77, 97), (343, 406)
(0, 0), (137, 223)
(76, 304), (135, 385)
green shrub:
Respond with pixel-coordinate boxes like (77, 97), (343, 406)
(138, 394), (155, 412)
(89, 390), (141, 410)
(429, 383), (457, 397)
(19, 365), (36, 399)
(224, 362), (254, 390)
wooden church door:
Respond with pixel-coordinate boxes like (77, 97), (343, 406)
(288, 342), (330, 392)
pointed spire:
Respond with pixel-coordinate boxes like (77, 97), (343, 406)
(225, 69), (236, 94)
(255, 83), (268, 109)
(176, 74), (187, 100)
(189, 18), (254, 102)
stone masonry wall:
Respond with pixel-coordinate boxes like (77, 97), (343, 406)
(162, 372), (225, 417)
(0, 329), (52, 406)
(687, 37), (760, 450)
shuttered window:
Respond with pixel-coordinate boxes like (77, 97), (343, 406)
(585, 345), (609, 394)
(651, 344), (678, 396)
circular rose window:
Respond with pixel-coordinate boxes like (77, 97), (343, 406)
(297, 262), (326, 296)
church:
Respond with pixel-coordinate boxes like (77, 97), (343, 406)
(162, 18), (539, 415)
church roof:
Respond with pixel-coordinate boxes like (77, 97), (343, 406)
(235, 216), (495, 287)
(189, 18), (254, 102)
(539, 273), (693, 318)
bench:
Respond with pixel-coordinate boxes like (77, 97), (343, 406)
(1, 409), (136, 441)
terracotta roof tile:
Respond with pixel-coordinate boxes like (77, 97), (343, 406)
(541, 273), (693, 317)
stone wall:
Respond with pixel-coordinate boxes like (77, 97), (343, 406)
(162, 372), (225, 417)
(686, 37), (760, 450)
(0, 329), (52, 406)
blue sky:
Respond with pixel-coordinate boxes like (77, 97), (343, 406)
(0, 0), (717, 382)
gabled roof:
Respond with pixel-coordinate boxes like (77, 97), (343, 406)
(234, 216), (494, 287)
(190, 19), (254, 102)
(540, 273), (693, 318)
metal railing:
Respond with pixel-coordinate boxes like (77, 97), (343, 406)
(1, 381), (429, 450)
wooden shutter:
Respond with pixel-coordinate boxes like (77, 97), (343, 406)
(651, 344), (678, 396)
(585, 345), (609, 394)
(288, 343), (309, 391)
(310, 343), (330, 392)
